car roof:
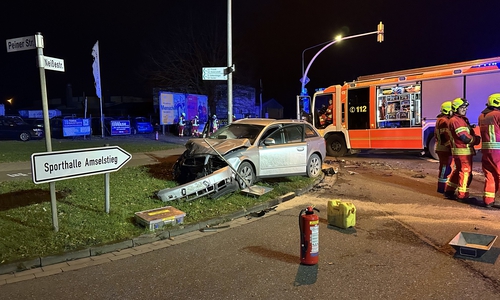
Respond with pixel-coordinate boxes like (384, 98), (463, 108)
(232, 118), (310, 126)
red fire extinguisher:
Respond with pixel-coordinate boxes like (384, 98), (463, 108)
(299, 206), (320, 265)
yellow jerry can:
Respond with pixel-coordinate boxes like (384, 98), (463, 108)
(327, 200), (356, 229)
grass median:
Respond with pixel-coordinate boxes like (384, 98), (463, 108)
(0, 136), (317, 266)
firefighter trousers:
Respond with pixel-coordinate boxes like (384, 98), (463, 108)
(445, 155), (473, 199)
(436, 151), (453, 193)
(482, 151), (500, 205)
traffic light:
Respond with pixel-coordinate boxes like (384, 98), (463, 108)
(377, 22), (384, 43)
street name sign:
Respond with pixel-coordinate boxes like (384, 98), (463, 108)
(6, 35), (36, 52)
(202, 67), (227, 80)
(43, 56), (65, 72)
(31, 146), (132, 184)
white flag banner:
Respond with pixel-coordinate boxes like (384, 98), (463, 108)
(91, 41), (102, 99)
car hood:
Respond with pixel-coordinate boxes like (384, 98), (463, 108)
(185, 138), (251, 156)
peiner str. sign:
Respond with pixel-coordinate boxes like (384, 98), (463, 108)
(5, 35), (36, 52)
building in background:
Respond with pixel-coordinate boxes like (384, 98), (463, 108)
(262, 98), (284, 119)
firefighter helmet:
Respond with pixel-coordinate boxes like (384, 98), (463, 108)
(488, 93), (500, 107)
(440, 101), (452, 115)
(452, 98), (469, 112)
(181, 112), (186, 117)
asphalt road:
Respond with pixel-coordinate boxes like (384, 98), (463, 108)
(1, 153), (500, 298)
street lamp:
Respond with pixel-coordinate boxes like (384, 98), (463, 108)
(302, 40), (332, 78)
(6, 98), (13, 105)
(297, 22), (384, 119)
(301, 35), (343, 78)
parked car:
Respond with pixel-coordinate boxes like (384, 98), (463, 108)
(130, 117), (153, 134)
(23, 117), (66, 139)
(173, 118), (326, 188)
(0, 116), (44, 141)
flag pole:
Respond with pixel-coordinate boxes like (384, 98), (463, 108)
(92, 40), (104, 138)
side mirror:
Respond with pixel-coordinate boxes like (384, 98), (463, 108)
(263, 137), (276, 146)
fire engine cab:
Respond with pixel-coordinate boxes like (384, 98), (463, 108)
(303, 56), (500, 159)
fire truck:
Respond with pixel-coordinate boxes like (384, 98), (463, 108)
(303, 56), (500, 159)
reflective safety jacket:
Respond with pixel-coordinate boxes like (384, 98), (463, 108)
(434, 113), (451, 153)
(479, 107), (500, 153)
(179, 116), (186, 126)
(449, 114), (477, 155)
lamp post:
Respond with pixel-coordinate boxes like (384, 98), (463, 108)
(297, 22), (384, 119)
(302, 40), (332, 78)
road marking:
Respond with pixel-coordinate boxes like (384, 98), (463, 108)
(7, 172), (31, 178)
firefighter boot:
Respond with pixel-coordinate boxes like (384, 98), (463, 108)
(484, 201), (496, 208)
(444, 191), (456, 200)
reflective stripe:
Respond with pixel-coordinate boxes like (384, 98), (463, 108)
(455, 126), (469, 134)
(484, 191), (496, 198)
(446, 181), (458, 189)
(482, 142), (500, 149)
(451, 148), (474, 155)
(489, 124), (496, 143)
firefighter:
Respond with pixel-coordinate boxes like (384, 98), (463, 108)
(192, 115), (200, 137)
(178, 112), (186, 137)
(478, 93), (500, 207)
(435, 101), (453, 193)
(211, 114), (219, 134)
(444, 98), (481, 201)
(326, 98), (333, 125)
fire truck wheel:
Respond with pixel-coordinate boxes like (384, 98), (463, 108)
(326, 135), (347, 157)
(237, 161), (255, 189)
(306, 153), (322, 178)
(427, 136), (439, 160)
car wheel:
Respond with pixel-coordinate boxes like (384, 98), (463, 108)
(306, 153), (322, 178)
(427, 136), (439, 160)
(237, 161), (255, 189)
(19, 132), (31, 141)
(326, 134), (347, 157)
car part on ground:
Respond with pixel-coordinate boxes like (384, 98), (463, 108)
(157, 166), (238, 202)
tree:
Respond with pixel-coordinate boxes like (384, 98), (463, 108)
(139, 7), (228, 115)
(139, 3), (258, 116)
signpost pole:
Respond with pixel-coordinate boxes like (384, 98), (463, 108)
(227, 0), (233, 125)
(104, 143), (110, 213)
(35, 32), (58, 232)
(105, 173), (110, 213)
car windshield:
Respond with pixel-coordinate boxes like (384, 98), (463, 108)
(209, 124), (264, 144)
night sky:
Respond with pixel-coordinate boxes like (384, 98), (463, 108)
(2, 0), (500, 117)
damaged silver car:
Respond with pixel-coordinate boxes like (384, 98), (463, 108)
(173, 118), (326, 189)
